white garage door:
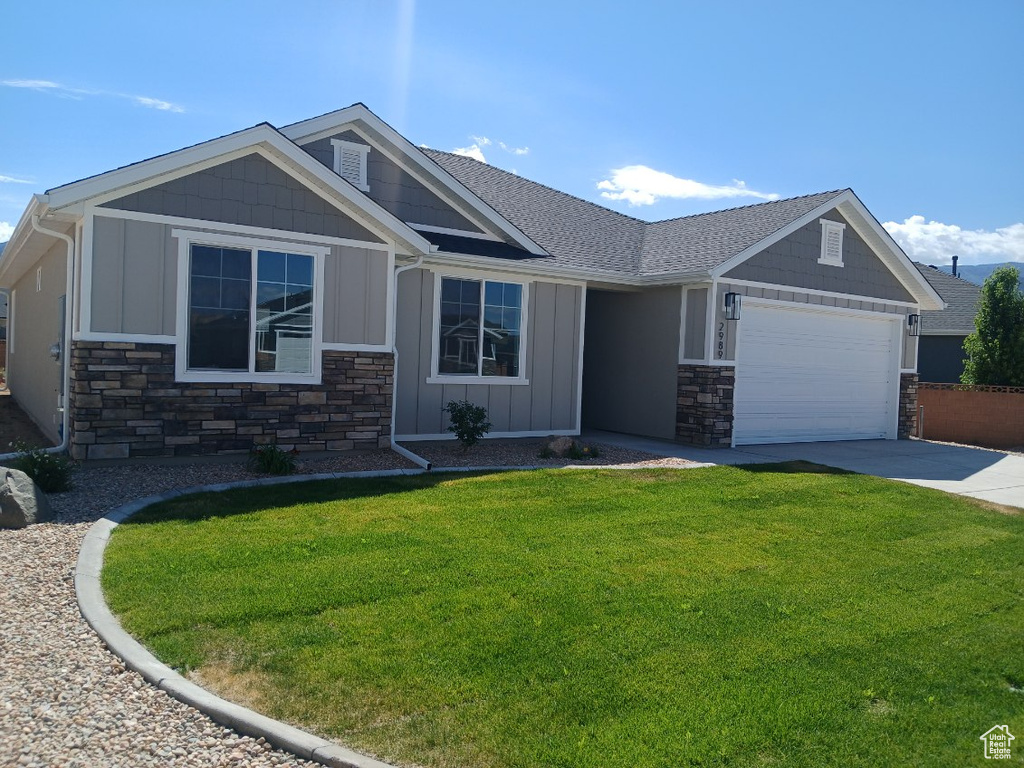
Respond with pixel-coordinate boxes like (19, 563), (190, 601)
(733, 302), (900, 445)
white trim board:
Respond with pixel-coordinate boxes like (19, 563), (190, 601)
(395, 429), (579, 442)
(407, 222), (499, 241)
(94, 206), (392, 251)
(719, 278), (918, 310)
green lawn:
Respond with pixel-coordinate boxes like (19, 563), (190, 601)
(102, 465), (1024, 768)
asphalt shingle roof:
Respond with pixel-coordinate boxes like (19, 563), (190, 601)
(915, 263), (981, 334)
(424, 148), (846, 278)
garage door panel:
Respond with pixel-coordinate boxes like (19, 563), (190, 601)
(733, 303), (899, 445)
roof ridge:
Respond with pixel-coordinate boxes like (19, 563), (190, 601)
(914, 261), (984, 287)
(649, 189), (850, 225)
(422, 148), (648, 225)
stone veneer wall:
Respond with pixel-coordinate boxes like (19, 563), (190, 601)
(69, 342), (393, 459)
(898, 372), (919, 439)
(676, 364), (735, 447)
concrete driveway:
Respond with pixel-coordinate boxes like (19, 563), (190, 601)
(583, 430), (1024, 509)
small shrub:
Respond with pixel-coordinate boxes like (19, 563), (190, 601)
(567, 442), (600, 460)
(443, 400), (491, 450)
(248, 443), (297, 475)
(10, 439), (72, 492)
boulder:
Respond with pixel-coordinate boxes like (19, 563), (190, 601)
(545, 436), (576, 457)
(0, 467), (54, 529)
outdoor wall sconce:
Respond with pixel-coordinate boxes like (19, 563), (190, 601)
(724, 292), (742, 320)
(907, 313), (920, 337)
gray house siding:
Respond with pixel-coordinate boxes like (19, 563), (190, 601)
(724, 209), (915, 303)
(682, 287), (708, 360)
(8, 240), (67, 444)
(394, 268), (582, 436)
(101, 153), (384, 244)
(91, 217), (177, 336)
(582, 287), (681, 440)
(322, 245), (389, 346)
(301, 130), (483, 233)
(89, 215), (389, 347)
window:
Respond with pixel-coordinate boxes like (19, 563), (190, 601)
(818, 218), (846, 267)
(434, 275), (526, 382)
(331, 139), (370, 192)
(175, 230), (324, 383)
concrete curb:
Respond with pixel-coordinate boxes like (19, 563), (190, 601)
(76, 461), (702, 766)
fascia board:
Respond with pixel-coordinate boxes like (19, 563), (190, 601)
(284, 104), (548, 256)
(837, 194), (945, 311)
(42, 123), (433, 256)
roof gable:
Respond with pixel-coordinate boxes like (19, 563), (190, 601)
(41, 123), (431, 255)
(281, 104), (547, 255)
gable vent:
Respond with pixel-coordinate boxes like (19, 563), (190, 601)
(330, 139), (371, 192)
(818, 218), (846, 267)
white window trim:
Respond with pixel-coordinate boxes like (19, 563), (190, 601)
(818, 218), (846, 267)
(172, 228), (328, 384)
(428, 271), (530, 386)
(331, 139), (371, 192)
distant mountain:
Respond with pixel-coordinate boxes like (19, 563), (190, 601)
(927, 261), (1024, 290)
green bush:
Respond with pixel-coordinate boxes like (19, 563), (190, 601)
(10, 439), (73, 492)
(443, 400), (491, 450)
(248, 443), (298, 475)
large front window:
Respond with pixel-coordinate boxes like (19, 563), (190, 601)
(438, 276), (522, 378)
(185, 238), (318, 378)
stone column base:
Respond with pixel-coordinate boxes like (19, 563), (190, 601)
(676, 364), (735, 447)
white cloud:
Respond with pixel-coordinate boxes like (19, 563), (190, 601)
(883, 216), (1024, 265)
(499, 141), (529, 156)
(2, 79), (61, 90)
(470, 135), (492, 147)
(0, 174), (31, 184)
(597, 166), (779, 206)
(452, 143), (488, 163)
(134, 96), (185, 113)
(2, 79), (184, 113)
(0, 221), (14, 242)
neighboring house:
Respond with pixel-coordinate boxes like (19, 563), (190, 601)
(0, 103), (943, 458)
(914, 263), (981, 383)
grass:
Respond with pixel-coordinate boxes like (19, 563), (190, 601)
(102, 464), (1024, 767)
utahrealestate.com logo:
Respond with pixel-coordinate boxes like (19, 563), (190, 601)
(980, 725), (1015, 760)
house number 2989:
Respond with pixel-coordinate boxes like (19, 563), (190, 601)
(717, 322), (725, 359)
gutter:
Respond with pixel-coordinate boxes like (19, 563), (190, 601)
(0, 214), (76, 462)
(387, 255), (432, 471)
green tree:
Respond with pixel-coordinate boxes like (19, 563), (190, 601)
(961, 265), (1024, 386)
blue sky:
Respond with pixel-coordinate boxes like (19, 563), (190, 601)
(1, 0), (1021, 265)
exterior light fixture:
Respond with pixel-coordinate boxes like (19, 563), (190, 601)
(724, 292), (742, 320)
(907, 314), (920, 337)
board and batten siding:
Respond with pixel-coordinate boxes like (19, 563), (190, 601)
(89, 214), (389, 347)
(8, 239), (67, 443)
(394, 268), (583, 437)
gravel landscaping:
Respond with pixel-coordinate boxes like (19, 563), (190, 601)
(0, 440), (695, 767)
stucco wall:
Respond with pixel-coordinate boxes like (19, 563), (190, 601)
(302, 130), (482, 232)
(582, 287), (681, 440)
(394, 268), (583, 436)
(8, 240), (67, 444)
(724, 209), (915, 303)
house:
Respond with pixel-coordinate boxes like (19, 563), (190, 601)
(914, 262), (981, 383)
(0, 104), (943, 459)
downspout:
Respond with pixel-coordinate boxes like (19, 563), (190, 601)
(0, 288), (9, 392)
(0, 216), (76, 461)
(389, 254), (431, 471)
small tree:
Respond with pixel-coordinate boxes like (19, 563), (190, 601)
(961, 265), (1024, 386)
(443, 400), (491, 450)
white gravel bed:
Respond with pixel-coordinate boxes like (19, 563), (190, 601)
(0, 441), (695, 767)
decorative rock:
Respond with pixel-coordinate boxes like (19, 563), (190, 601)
(545, 436), (575, 457)
(0, 467), (54, 529)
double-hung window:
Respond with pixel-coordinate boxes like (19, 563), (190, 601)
(432, 274), (528, 383)
(174, 231), (325, 383)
